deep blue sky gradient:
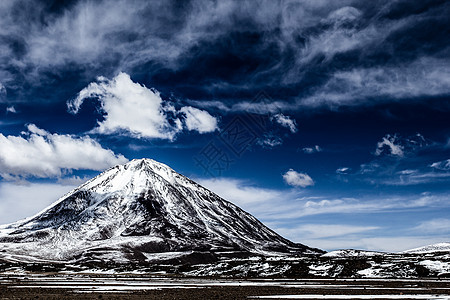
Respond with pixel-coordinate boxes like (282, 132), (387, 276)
(0, 0), (449, 251)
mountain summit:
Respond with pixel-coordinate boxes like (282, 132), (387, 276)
(0, 159), (320, 264)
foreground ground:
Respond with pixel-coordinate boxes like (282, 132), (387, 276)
(0, 273), (449, 299)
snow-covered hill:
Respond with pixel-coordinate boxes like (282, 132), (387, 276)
(402, 243), (450, 254)
(0, 158), (319, 264)
(321, 249), (386, 258)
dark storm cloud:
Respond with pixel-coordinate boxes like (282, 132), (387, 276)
(0, 0), (449, 108)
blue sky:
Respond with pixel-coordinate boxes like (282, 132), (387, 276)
(0, 0), (449, 252)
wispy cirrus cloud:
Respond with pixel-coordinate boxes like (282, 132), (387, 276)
(257, 133), (283, 148)
(274, 224), (380, 240)
(414, 218), (450, 234)
(360, 133), (450, 186)
(346, 133), (450, 186)
(0, 181), (77, 225)
(381, 170), (450, 186)
(199, 177), (448, 220)
(0, 0), (448, 111)
(302, 145), (322, 154)
(196, 177), (450, 251)
(0, 83), (6, 96)
(431, 159), (450, 171)
(300, 57), (450, 108)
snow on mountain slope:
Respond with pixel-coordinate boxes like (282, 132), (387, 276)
(0, 159), (319, 263)
(402, 243), (450, 254)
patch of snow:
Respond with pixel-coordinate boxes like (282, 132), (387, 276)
(322, 249), (386, 257)
(419, 259), (450, 275)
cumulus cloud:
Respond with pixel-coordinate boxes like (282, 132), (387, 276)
(5, 106), (16, 113)
(180, 106), (218, 133)
(302, 145), (322, 154)
(0, 124), (127, 178)
(271, 113), (298, 133)
(68, 73), (218, 139)
(375, 134), (404, 157)
(68, 73), (180, 139)
(282, 169), (314, 187)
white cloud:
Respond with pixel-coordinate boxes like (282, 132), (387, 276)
(196, 177), (450, 251)
(375, 134), (404, 157)
(257, 133), (283, 148)
(381, 171), (450, 186)
(268, 193), (448, 220)
(430, 159), (450, 171)
(197, 178), (285, 207)
(336, 167), (350, 174)
(56, 175), (93, 186)
(270, 220), (448, 252)
(17, 0), (353, 73)
(356, 133), (443, 186)
(0, 83), (6, 95)
(68, 73), (218, 139)
(302, 145), (322, 154)
(0, 0), (448, 111)
(180, 106), (218, 133)
(0, 181), (76, 225)
(5, 106), (16, 113)
(301, 57), (450, 107)
(276, 224), (379, 239)
(295, 6), (367, 67)
(271, 113), (297, 133)
(283, 169), (314, 187)
(302, 236), (448, 253)
(0, 124), (127, 178)
(20, 1), (191, 72)
(414, 218), (450, 234)
(68, 73), (180, 140)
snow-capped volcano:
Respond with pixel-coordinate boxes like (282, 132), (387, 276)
(0, 159), (318, 263)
